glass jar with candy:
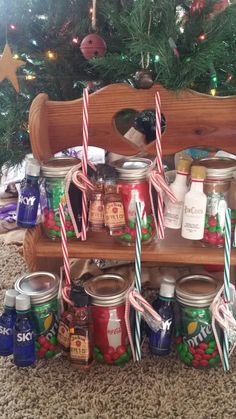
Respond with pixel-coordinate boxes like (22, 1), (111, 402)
(40, 157), (80, 239)
(84, 274), (131, 365)
(175, 274), (220, 369)
(199, 157), (236, 247)
(112, 158), (155, 244)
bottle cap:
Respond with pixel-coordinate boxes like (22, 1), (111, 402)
(70, 286), (90, 307)
(4, 289), (19, 307)
(176, 158), (191, 174)
(15, 294), (31, 311)
(159, 280), (175, 299)
(26, 158), (40, 177)
(191, 165), (206, 180)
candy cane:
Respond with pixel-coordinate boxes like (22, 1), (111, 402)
(149, 170), (176, 238)
(81, 87), (89, 241)
(155, 92), (163, 174)
(125, 288), (163, 362)
(65, 164), (95, 239)
(155, 92), (166, 239)
(59, 203), (71, 287)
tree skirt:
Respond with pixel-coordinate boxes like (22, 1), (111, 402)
(0, 241), (235, 419)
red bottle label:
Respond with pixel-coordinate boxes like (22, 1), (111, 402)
(117, 181), (150, 222)
(92, 304), (130, 365)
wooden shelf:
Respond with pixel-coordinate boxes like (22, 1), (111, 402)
(24, 225), (235, 271)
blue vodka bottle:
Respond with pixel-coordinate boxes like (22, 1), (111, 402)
(149, 279), (175, 356)
(0, 290), (19, 356)
(13, 295), (36, 367)
(16, 158), (40, 228)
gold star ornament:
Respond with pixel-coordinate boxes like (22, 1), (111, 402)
(0, 43), (25, 93)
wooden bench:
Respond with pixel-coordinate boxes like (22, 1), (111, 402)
(23, 83), (236, 272)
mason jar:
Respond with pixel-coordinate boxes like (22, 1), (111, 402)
(15, 271), (59, 359)
(41, 157), (81, 240)
(175, 274), (220, 369)
(84, 274), (131, 365)
(199, 157), (236, 247)
(112, 158), (155, 244)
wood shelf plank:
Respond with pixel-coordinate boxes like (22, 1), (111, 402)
(27, 227), (235, 266)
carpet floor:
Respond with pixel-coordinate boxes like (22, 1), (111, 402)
(0, 241), (236, 419)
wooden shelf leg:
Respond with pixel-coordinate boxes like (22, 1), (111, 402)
(23, 224), (43, 272)
(23, 225), (64, 274)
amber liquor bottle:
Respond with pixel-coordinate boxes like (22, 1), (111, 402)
(57, 310), (73, 356)
(69, 287), (93, 369)
(104, 179), (126, 235)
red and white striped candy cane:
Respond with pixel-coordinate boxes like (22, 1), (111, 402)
(155, 92), (163, 174)
(59, 203), (71, 287)
(81, 87), (89, 241)
(149, 170), (176, 240)
(125, 288), (163, 362)
(155, 92), (165, 239)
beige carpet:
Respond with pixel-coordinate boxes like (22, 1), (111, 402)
(0, 241), (236, 419)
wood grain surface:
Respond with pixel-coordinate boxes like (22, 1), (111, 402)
(29, 83), (236, 162)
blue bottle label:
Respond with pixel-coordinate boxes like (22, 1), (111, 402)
(148, 298), (174, 356)
(0, 311), (16, 356)
(0, 325), (12, 335)
(19, 195), (37, 206)
(17, 193), (39, 227)
(16, 330), (34, 343)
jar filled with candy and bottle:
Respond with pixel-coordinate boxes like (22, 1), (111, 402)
(15, 271), (59, 360)
(199, 158), (236, 247)
(84, 274), (132, 365)
(175, 274), (220, 369)
(40, 157), (80, 240)
(112, 158), (155, 244)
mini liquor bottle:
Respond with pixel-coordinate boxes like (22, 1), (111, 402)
(69, 287), (93, 369)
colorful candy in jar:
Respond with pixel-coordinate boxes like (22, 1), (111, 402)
(15, 272), (60, 360)
(41, 157), (81, 239)
(84, 273), (132, 365)
(198, 157), (236, 247)
(176, 274), (220, 369)
(112, 158), (155, 244)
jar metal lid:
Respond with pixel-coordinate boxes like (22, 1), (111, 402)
(198, 157), (236, 180)
(112, 158), (154, 180)
(84, 273), (131, 307)
(176, 274), (219, 307)
(15, 271), (59, 305)
(41, 157), (81, 178)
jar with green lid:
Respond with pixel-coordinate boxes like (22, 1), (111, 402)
(175, 274), (220, 369)
(112, 157), (155, 244)
(198, 157), (236, 247)
(15, 271), (59, 359)
(41, 157), (81, 239)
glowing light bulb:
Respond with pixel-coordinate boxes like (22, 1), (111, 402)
(46, 50), (57, 60)
(198, 33), (206, 41)
(227, 74), (233, 82)
(154, 55), (160, 62)
(9, 24), (16, 30)
(210, 88), (216, 96)
(25, 74), (36, 80)
(32, 40), (38, 46)
(72, 37), (79, 44)
(90, 8), (93, 13)
(13, 54), (19, 59)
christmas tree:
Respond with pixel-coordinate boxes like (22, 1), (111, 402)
(0, 0), (236, 169)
